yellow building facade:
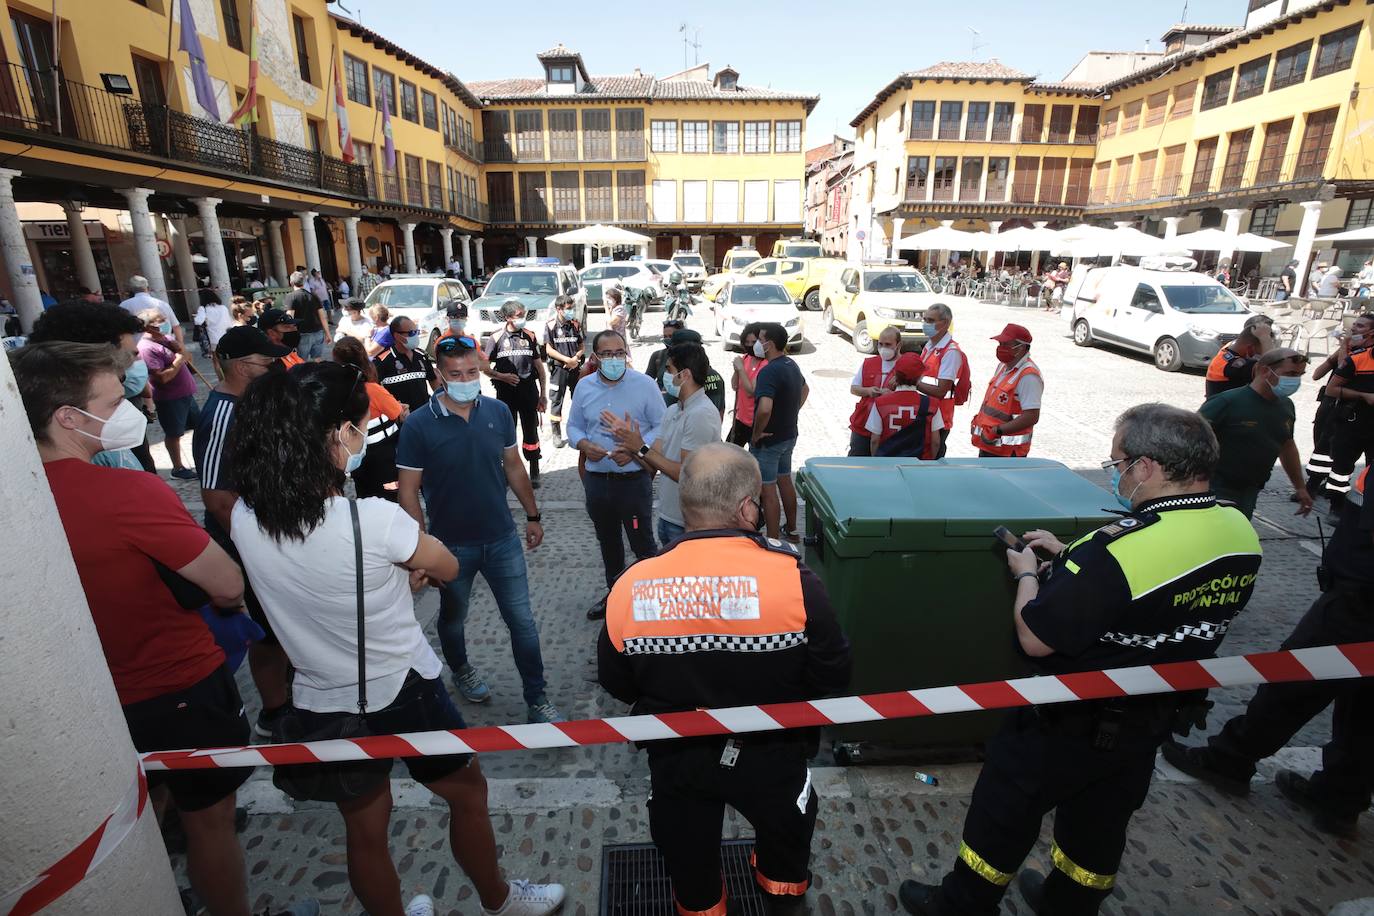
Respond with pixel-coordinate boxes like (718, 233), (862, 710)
(850, 0), (1374, 283)
(0, 5), (813, 329)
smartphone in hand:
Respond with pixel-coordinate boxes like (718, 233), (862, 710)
(993, 525), (1028, 553)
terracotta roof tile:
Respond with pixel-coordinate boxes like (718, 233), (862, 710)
(466, 74), (817, 111)
(905, 60), (1033, 81)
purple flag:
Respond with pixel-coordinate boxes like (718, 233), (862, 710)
(380, 83), (395, 170)
(178, 0), (220, 121)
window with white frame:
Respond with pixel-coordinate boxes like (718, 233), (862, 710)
(651, 180), (677, 222)
(744, 121), (770, 153)
(773, 180), (801, 222)
(650, 120), (677, 153)
(682, 120), (708, 153)
(775, 120), (802, 152)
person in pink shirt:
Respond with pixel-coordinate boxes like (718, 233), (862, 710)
(728, 322), (769, 446)
(136, 308), (201, 479)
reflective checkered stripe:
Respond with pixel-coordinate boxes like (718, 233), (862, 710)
(622, 632), (808, 656)
(1100, 618), (1231, 649)
(1051, 843), (1115, 890)
(380, 370), (427, 385)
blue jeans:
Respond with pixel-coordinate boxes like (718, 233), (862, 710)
(656, 517), (685, 547)
(437, 532), (547, 705)
(297, 329), (326, 360)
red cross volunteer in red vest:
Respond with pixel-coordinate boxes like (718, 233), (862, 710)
(846, 325), (902, 456)
(914, 303), (968, 457)
(865, 352), (939, 458)
(972, 323), (1043, 458)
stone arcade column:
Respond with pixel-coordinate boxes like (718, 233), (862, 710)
(459, 234), (472, 278)
(266, 219), (289, 284)
(401, 223), (418, 273)
(296, 210), (322, 276)
(440, 227), (454, 269)
(889, 217), (905, 261)
(525, 235), (538, 258)
(1292, 200), (1326, 296)
(1162, 216), (1183, 240)
(343, 217), (363, 291)
(119, 186), (169, 304)
(166, 216), (201, 315)
(61, 201), (102, 296)
(192, 197), (232, 299)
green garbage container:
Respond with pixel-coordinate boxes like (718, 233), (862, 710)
(795, 457), (1118, 752)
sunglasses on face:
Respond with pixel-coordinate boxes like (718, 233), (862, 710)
(437, 335), (478, 352)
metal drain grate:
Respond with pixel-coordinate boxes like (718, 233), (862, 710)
(599, 839), (767, 915)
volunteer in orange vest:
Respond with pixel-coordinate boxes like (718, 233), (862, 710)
(260, 308), (305, 370)
(865, 351), (939, 458)
(846, 325), (901, 456)
(1204, 315), (1274, 400)
(598, 442), (851, 916)
(914, 303), (967, 457)
(971, 323), (1042, 458)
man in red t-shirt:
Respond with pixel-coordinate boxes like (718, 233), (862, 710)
(10, 341), (307, 916)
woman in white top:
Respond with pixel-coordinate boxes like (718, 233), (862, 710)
(1357, 259), (1374, 298)
(228, 362), (564, 916)
(334, 298), (375, 342)
(194, 291), (234, 376)
(1316, 266), (1344, 299)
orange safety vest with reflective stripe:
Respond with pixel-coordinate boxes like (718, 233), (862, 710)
(970, 359), (1041, 457)
(921, 337), (963, 429)
(1359, 467), (1369, 496)
(280, 351), (304, 370)
(1205, 346), (1242, 383)
(847, 355), (894, 434)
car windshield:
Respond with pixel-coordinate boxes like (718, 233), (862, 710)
(674, 255), (705, 267)
(367, 283), (433, 309)
(864, 272), (930, 293)
(732, 284), (792, 305)
(485, 271), (559, 296)
(1160, 284), (1246, 314)
(727, 255), (759, 271)
(782, 243), (822, 258)
(647, 262), (673, 273)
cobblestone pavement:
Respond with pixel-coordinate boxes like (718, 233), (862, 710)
(149, 296), (1369, 914)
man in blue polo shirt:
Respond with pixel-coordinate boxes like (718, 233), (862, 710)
(396, 336), (562, 724)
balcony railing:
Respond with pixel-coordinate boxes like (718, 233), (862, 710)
(445, 134), (480, 161)
(0, 63), (368, 199)
(905, 178), (1092, 208)
(1088, 150), (1327, 208)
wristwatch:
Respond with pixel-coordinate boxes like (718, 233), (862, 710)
(526, 514), (542, 523)
(636, 444), (651, 459)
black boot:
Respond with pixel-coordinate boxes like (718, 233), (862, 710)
(529, 459), (541, 489)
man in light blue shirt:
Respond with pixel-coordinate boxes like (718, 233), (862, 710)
(567, 329), (666, 619)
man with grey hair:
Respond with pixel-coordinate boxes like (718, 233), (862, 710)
(120, 274), (183, 347)
(915, 302), (965, 457)
(598, 441), (851, 916)
(483, 297), (547, 485)
(1200, 347), (1313, 518)
(281, 270), (330, 360)
(902, 403), (1262, 916)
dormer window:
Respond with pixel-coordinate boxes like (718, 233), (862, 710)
(715, 67), (739, 91)
(548, 65), (575, 84)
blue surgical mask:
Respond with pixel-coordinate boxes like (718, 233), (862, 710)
(446, 379), (481, 403)
(405, 331), (422, 347)
(1110, 458), (1142, 510)
(122, 359), (149, 398)
(599, 357), (626, 381)
(449, 319), (465, 333)
(1271, 373), (1301, 399)
(510, 318), (527, 330)
(159, 321), (173, 336)
(343, 425), (367, 474)
(662, 370), (681, 398)
(922, 322), (938, 338)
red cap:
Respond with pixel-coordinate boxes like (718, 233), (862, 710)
(893, 351), (925, 384)
(991, 323), (1033, 344)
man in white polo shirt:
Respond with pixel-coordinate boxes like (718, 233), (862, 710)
(120, 274), (184, 347)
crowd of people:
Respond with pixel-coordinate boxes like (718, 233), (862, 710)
(6, 269), (1372, 916)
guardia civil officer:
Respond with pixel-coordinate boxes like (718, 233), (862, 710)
(900, 404), (1262, 916)
(484, 298), (548, 486)
(1163, 461), (1374, 838)
(598, 442), (851, 916)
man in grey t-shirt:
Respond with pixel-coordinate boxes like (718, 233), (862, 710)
(606, 342), (722, 545)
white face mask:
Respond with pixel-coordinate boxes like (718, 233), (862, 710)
(752, 340), (766, 359)
(68, 399), (148, 452)
(878, 346), (897, 362)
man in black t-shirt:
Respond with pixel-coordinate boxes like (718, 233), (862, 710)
(373, 315), (438, 412)
(1278, 259), (1298, 301)
(484, 298), (548, 485)
(749, 323), (808, 541)
(543, 295), (583, 448)
(280, 270), (330, 361)
(1321, 313), (1374, 510)
(653, 328), (727, 418)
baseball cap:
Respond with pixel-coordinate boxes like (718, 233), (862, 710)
(444, 298), (469, 319)
(991, 323), (1033, 344)
(215, 325), (289, 359)
(258, 308), (297, 329)
(893, 351), (925, 383)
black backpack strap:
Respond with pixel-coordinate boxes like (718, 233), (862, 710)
(349, 497), (367, 716)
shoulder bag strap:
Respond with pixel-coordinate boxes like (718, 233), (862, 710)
(349, 497), (367, 716)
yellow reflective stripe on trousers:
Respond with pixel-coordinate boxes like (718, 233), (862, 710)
(958, 842), (1013, 886)
(1050, 843), (1115, 890)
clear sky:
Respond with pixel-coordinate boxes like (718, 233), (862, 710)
(336, 0), (1244, 143)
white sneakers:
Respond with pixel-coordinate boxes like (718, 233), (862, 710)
(404, 895), (435, 916)
(482, 879), (567, 916)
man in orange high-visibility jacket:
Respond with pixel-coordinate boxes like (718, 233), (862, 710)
(971, 323), (1042, 458)
(597, 442), (851, 916)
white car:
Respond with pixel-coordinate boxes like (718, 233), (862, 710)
(469, 264), (586, 345)
(579, 261), (662, 311)
(671, 251), (707, 290)
(713, 279), (805, 351)
(1067, 258), (1254, 371)
(362, 275), (472, 348)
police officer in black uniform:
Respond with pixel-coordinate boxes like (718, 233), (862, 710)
(543, 294), (584, 448)
(1164, 462), (1374, 838)
(901, 403), (1263, 916)
(1319, 312), (1374, 510)
(484, 297), (548, 486)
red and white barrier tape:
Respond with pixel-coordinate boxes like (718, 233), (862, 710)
(0, 764), (148, 916)
(143, 641), (1374, 772)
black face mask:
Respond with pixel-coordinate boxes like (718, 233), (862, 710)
(282, 330), (301, 349)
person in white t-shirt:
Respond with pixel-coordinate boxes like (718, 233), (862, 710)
(228, 361), (566, 916)
(120, 274), (184, 347)
(334, 299), (375, 342)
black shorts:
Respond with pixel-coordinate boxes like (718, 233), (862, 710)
(293, 670), (473, 785)
(156, 394), (200, 438)
(123, 665), (253, 811)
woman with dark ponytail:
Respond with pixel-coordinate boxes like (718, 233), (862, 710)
(228, 362), (565, 916)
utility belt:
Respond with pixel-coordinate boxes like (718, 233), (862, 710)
(1031, 690), (1211, 751)
(1316, 566), (1374, 605)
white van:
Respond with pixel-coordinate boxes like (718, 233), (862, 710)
(1066, 259), (1253, 371)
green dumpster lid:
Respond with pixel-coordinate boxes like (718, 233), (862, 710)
(797, 457), (1117, 545)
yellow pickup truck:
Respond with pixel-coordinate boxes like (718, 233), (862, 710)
(819, 261), (939, 354)
(733, 256), (843, 311)
(770, 237), (825, 259)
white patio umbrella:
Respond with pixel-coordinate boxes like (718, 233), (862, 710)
(1052, 225), (1171, 258)
(987, 224), (1062, 252)
(1315, 226), (1374, 244)
(1171, 227), (1289, 252)
(894, 222), (984, 252)
(545, 224), (653, 246)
